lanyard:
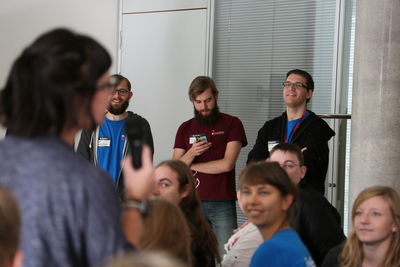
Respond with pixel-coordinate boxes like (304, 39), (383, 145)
(284, 111), (308, 143)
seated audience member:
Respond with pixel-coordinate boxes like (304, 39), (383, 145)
(0, 185), (23, 267)
(138, 198), (191, 265)
(103, 251), (186, 267)
(221, 219), (263, 267)
(153, 160), (220, 267)
(239, 162), (316, 267)
(222, 183), (263, 267)
(322, 186), (400, 267)
(269, 143), (345, 266)
(0, 28), (155, 266)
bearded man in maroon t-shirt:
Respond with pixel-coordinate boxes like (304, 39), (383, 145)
(173, 76), (247, 255)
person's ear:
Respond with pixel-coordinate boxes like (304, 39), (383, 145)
(180, 184), (190, 200)
(300, 165), (307, 179)
(282, 194), (294, 211)
(128, 91), (134, 100)
(306, 89), (313, 101)
(237, 191), (244, 212)
(392, 222), (398, 233)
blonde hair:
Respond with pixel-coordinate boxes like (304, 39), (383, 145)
(340, 186), (400, 267)
(0, 185), (21, 267)
(139, 198), (192, 265)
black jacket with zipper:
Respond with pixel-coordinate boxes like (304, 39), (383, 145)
(247, 110), (335, 194)
(292, 180), (346, 266)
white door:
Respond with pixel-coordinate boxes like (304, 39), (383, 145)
(119, 1), (211, 163)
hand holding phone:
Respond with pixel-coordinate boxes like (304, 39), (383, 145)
(125, 118), (147, 169)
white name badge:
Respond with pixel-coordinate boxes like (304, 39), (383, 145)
(98, 138), (111, 147)
(268, 141), (279, 152)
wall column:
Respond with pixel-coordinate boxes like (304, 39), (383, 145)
(349, 0), (400, 206)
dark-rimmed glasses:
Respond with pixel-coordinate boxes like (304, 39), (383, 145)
(111, 89), (130, 96)
(282, 82), (307, 89)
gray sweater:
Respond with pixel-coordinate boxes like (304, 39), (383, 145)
(0, 136), (131, 267)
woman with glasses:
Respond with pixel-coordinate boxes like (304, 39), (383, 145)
(0, 28), (155, 266)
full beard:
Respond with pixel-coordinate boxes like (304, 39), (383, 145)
(108, 100), (130, 115)
(194, 104), (220, 126)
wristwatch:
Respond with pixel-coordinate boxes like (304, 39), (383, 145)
(122, 199), (149, 217)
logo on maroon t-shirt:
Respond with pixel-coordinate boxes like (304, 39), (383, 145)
(211, 130), (224, 136)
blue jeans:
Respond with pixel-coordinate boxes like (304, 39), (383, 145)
(202, 200), (237, 256)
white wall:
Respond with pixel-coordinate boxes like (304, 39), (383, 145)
(119, 1), (211, 163)
(0, 0), (119, 138)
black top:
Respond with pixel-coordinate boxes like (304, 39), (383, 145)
(247, 110), (335, 194)
(321, 244), (343, 267)
(292, 181), (346, 266)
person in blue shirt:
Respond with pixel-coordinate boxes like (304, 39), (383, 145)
(238, 161), (316, 267)
(77, 74), (154, 197)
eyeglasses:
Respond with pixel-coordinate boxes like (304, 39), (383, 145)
(282, 82), (307, 89)
(280, 162), (300, 170)
(96, 76), (119, 91)
(96, 82), (114, 91)
(111, 89), (130, 96)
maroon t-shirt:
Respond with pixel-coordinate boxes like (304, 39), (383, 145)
(174, 113), (247, 200)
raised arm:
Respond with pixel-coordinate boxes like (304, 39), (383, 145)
(121, 146), (155, 247)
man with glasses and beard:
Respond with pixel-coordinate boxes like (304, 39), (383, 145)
(78, 74), (154, 197)
(173, 76), (247, 256)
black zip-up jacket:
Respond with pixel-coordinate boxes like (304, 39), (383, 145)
(77, 111), (154, 198)
(247, 110), (335, 194)
(293, 180), (346, 266)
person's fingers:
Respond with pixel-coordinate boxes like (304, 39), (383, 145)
(122, 155), (132, 170)
(141, 145), (153, 167)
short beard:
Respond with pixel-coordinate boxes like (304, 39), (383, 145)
(108, 101), (129, 115)
(194, 104), (220, 126)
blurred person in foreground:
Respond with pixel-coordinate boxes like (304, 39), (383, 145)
(138, 198), (192, 265)
(103, 251), (187, 267)
(0, 28), (155, 267)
